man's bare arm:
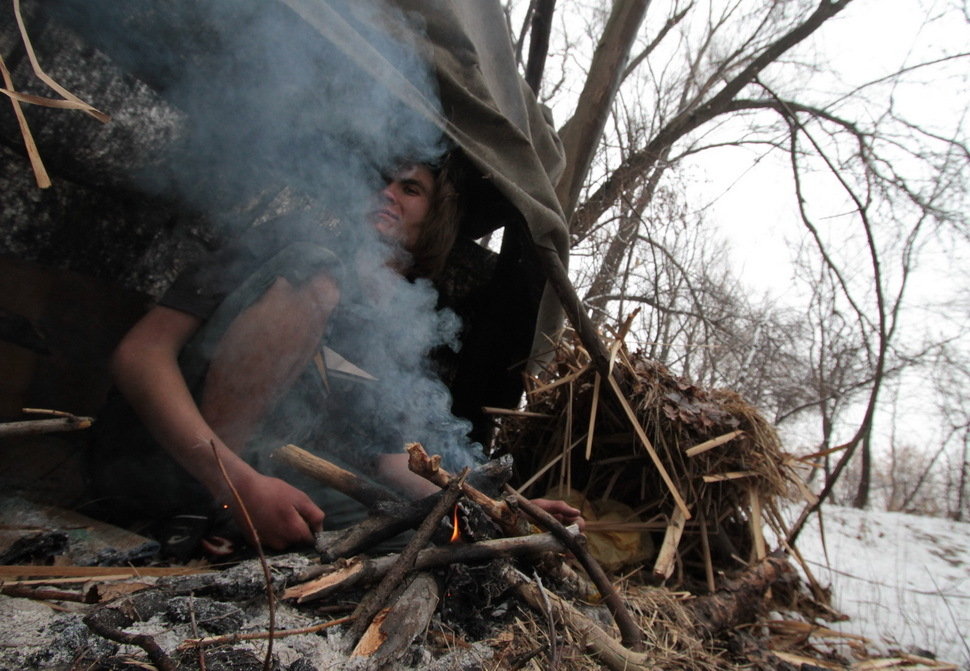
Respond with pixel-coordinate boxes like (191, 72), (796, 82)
(111, 304), (325, 549)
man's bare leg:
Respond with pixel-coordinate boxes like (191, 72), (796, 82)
(199, 273), (339, 453)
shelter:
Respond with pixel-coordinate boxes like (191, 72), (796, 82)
(0, 0), (569, 450)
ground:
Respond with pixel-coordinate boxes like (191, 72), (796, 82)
(778, 504), (970, 668)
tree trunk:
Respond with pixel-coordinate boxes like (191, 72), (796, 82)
(555, 0), (650, 220)
(852, 432), (872, 508)
(524, 0), (556, 94)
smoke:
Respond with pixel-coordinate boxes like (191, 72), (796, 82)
(50, 1), (482, 485)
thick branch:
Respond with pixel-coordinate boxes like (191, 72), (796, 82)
(273, 444), (401, 508)
(571, 0), (853, 237)
(524, 0), (556, 94)
(556, 0), (651, 218)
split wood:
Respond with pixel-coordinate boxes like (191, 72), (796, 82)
(350, 571), (441, 664)
(653, 506), (688, 580)
(284, 527), (576, 603)
(406, 442), (643, 652)
(344, 468), (469, 651)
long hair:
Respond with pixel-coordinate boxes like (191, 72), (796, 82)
(406, 154), (463, 280)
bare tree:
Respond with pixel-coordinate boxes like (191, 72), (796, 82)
(506, 0), (970, 529)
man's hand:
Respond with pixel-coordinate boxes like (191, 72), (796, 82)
(530, 498), (585, 531)
(230, 472), (325, 550)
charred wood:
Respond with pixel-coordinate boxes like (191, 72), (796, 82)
(285, 527), (576, 604)
(350, 571), (442, 667)
(407, 442), (528, 535)
(344, 468), (468, 651)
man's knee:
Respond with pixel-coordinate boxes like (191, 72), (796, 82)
(260, 272), (339, 327)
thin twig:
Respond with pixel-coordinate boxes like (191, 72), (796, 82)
(209, 441), (275, 671)
(532, 568), (560, 670)
(179, 617), (353, 650)
(187, 595), (207, 671)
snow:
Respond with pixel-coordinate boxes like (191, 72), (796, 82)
(783, 505), (970, 668)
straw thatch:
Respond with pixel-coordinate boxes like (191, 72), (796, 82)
(494, 328), (808, 587)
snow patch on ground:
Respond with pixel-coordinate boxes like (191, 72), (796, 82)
(785, 504), (970, 668)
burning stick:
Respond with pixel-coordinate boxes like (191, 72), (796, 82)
(405, 443), (527, 535)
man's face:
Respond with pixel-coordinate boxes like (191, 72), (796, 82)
(371, 164), (435, 251)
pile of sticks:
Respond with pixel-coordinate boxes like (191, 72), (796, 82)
(273, 442), (644, 666)
(264, 442), (794, 670)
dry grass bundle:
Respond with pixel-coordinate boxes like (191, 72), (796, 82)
(494, 329), (808, 588)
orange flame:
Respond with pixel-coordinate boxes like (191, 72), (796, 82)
(449, 504), (461, 543)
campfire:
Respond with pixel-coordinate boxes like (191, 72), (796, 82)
(4, 334), (963, 670)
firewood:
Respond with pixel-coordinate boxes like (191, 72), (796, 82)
(284, 527), (576, 603)
(407, 442), (642, 648)
(508, 487), (644, 652)
(406, 442), (526, 535)
(503, 564), (655, 671)
(314, 493), (445, 561)
(350, 571), (441, 666)
(0, 415), (93, 437)
(312, 456), (513, 561)
(344, 468), (469, 651)
(273, 443), (401, 508)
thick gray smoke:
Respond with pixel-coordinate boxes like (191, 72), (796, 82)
(50, 0), (482, 482)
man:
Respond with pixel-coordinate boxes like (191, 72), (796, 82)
(92, 159), (580, 553)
